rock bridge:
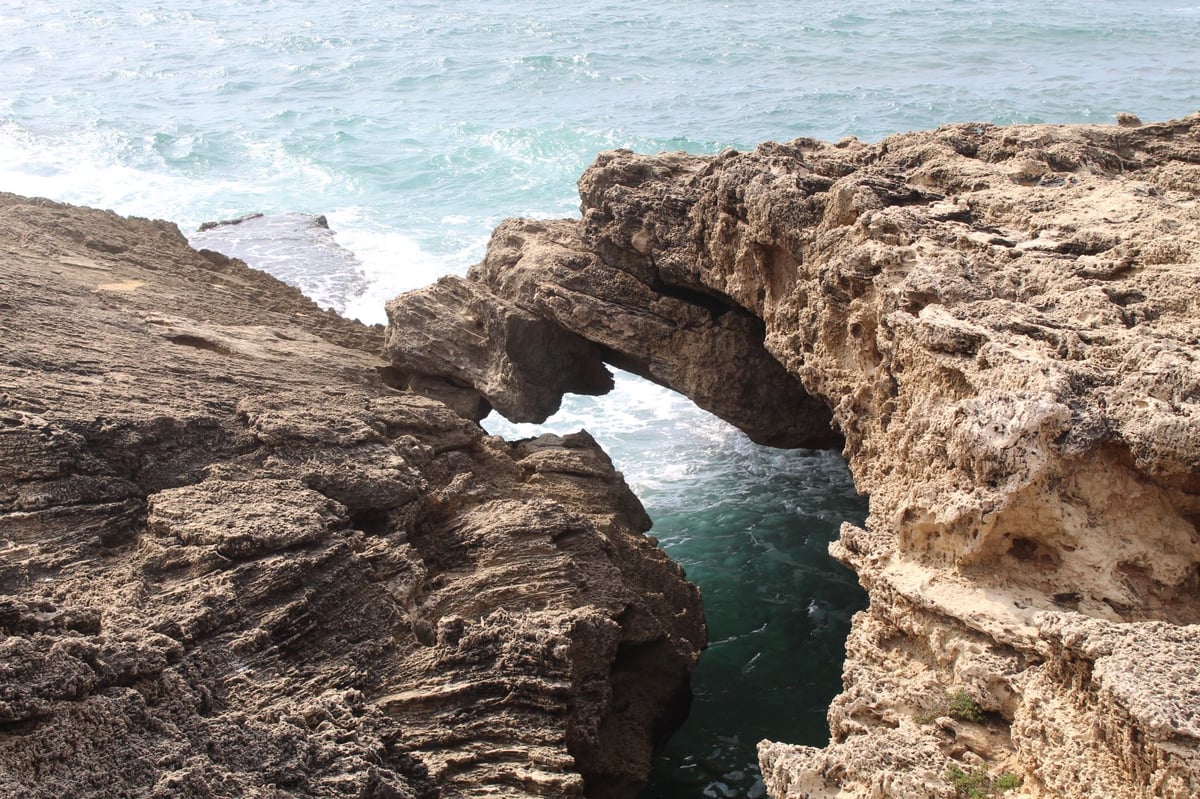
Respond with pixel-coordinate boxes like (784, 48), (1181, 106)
(386, 115), (1200, 798)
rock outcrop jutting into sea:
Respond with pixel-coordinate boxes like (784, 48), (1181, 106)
(0, 194), (704, 798)
(386, 114), (1200, 798)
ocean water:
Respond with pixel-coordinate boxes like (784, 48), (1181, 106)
(4, 1), (1199, 795)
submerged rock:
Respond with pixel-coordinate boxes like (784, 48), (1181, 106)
(190, 211), (370, 314)
(0, 193), (704, 798)
(386, 114), (1200, 798)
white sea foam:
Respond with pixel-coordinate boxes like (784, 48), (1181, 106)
(0, 120), (335, 232)
(0, 121), (204, 220)
(328, 208), (486, 325)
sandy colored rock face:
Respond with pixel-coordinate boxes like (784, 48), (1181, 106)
(386, 116), (1200, 797)
(0, 194), (704, 798)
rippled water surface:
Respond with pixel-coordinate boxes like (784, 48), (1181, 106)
(4, 2), (1198, 795)
(6, 1), (1199, 311)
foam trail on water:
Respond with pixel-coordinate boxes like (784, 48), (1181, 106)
(0, 121), (225, 224)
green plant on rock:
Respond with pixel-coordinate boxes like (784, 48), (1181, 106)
(993, 772), (1022, 791)
(945, 764), (1023, 798)
(946, 764), (990, 799)
(947, 689), (986, 723)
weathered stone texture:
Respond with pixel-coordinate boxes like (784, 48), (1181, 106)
(386, 115), (1200, 798)
(0, 193), (704, 798)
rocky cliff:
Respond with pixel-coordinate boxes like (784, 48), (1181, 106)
(0, 193), (704, 797)
(386, 114), (1200, 798)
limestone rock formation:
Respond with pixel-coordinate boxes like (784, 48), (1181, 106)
(0, 193), (704, 798)
(385, 115), (1200, 798)
(385, 219), (840, 448)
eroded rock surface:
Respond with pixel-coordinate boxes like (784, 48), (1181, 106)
(386, 115), (1200, 797)
(0, 193), (704, 798)
(386, 220), (839, 448)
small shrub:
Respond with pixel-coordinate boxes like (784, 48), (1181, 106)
(945, 764), (1023, 797)
(946, 764), (990, 799)
(947, 689), (986, 723)
(993, 772), (1022, 792)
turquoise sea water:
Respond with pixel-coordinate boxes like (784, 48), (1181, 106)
(4, 2), (1199, 796)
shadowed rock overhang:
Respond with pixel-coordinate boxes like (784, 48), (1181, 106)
(385, 184), (842, 449)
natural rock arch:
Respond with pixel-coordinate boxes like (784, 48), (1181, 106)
(386, 115), (1200, 798)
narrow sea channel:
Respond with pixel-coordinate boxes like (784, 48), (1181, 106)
(484, 372), (869, 798)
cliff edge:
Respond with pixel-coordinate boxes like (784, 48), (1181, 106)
(386, 114), (1200, 798)
(0, 193), (704, 797)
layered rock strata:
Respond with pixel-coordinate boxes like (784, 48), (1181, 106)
(0, 193), (704, 798)
(386, 115), (1200, 797)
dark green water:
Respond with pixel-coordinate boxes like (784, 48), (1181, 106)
(639, 441), (868, 799)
